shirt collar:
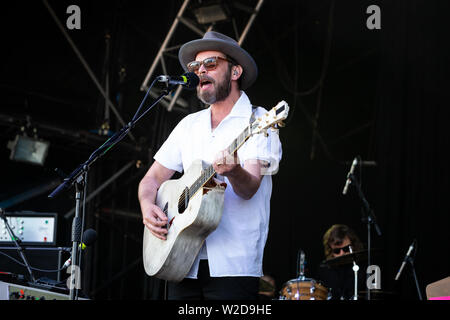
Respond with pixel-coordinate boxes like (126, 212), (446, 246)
(206, 91), (252, 120)
(227, 91), (252, 119)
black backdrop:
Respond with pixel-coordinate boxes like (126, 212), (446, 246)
(1, 0), (449, 300)
(371, 0), (450, 299)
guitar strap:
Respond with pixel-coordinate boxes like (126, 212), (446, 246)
(250, 105), (258, 124)
(215, 105), (258, 182)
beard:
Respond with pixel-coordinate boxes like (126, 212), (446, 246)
(197, 69), (232, 105)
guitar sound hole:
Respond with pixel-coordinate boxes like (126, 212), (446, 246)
(178, 202), (186, 214)
(178, 187), (189, 214)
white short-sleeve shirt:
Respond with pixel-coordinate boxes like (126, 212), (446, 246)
(154, 91), (282, 278)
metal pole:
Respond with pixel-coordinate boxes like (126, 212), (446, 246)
(349, 246), (359, 300)
(69, 179), (84, 300)
(408, 257), (423, 300)
(167, 85), (184, 112)
(238, 0), (265, 45)
(64, 161), (135, 219)
(367, 217), (371, 300)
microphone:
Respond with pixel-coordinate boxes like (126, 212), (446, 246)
(63, 229), (97, 269)
(394, 239), (416, 281)
(157, 72), (199, 90)
(342, 157), (358, 195)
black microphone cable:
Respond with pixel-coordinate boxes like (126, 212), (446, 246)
(0, 250), (67, 273)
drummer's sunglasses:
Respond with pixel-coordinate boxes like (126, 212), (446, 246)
(332, 244), (351, 254)
(187, 56), (234, 73)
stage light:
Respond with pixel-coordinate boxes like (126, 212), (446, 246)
(193, 3), (228, 24)
(7, 134), (50, 166)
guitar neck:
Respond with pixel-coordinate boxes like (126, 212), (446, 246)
(188, 124), (253, 198)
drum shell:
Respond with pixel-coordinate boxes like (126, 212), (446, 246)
(280, 278), (329, 300)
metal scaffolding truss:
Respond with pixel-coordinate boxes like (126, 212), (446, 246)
(140, 0), (265, 112)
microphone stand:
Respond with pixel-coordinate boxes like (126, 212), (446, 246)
(0, 208), (36, 284)
(407, 255), (423, 300)
(396, 245), (422, 300)
(48, 81), (178, 300)
(346, 171), (382, 301)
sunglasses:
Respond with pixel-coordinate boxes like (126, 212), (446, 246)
(186, 56), (234, 73)
(331, 245), (352, 255)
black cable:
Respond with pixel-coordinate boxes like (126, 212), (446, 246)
(296, 0), (335, 97)
(0, 250), (66, 273)
(261, 0), (336, 97)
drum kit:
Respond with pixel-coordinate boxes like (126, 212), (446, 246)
(272, 157), (388, 301)
(277, 248), (332, 300)
(279, 277), (330, 300)
(260, 248), (394, 300)
(261, 158), (401, 300)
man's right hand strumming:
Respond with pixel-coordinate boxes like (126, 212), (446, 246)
(142, 203), (168, 240)
(138, 161), (175, 241)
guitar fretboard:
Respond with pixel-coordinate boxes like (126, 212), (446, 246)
(186, 124), (253, 200)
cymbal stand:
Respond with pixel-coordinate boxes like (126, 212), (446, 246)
(347, 169), (382, 300)
(349, 246), (359, 300)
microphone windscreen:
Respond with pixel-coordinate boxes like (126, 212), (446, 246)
(82, 228), (97, 246)
(183, 72), (199, 90)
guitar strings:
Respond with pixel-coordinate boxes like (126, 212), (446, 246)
(177, 123), (258, 205)
(178, 130), (249, 205)
(177, 143), (247, 205)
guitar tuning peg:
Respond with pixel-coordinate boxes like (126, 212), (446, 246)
(278, 121), (285, 128)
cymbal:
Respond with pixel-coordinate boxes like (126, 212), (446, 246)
(322, 249), (381, 267)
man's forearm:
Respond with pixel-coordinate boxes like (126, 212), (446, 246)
(226, 165), (261, 200)
(138, 161), (175, 211)
(138, 177), (159, 212)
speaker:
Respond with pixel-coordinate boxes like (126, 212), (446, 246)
(0, 246), (70, 282)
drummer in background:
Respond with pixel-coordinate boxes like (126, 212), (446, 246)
(316, 224), (365, 300)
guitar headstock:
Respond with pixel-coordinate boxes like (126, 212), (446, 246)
(250, 100), (289, 136)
